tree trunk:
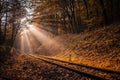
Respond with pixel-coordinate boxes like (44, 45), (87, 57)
(99, 0), (108, 25)
(4, 10), (8, 42)
(109, 0), (114, 22)
(62, 14), (67, 33)
(83, 0), (89, 20)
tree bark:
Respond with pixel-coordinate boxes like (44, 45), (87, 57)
(83, 0), (89, 20)
(99, 0), (108, 25)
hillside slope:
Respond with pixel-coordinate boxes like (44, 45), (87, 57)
(37, 23), (120, 71)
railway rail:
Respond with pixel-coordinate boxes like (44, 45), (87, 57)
(27, 54), (120, 80)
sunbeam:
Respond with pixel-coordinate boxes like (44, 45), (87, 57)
(19, 29), (33, 53)
(24, 31), (33, 53)
(29, 25), (62, 50)
(21, 36), (25, 53)
(16, 23), (67, 54)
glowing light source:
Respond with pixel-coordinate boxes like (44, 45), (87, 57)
(25, 8), (33, 14)
(21, 18), (26, 23)
(27, 23), (34, 28)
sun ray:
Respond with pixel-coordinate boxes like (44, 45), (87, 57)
(17, 23), (67, 55)
(21, 35), (25, 53)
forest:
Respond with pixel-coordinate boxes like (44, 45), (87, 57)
(0, 0), (120, 80)
(0, 0), (120, 46)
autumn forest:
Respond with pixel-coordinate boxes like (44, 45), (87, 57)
(0, 0), (120, 80)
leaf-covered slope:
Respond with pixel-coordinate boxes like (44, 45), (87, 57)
(37, 23), (120, 71)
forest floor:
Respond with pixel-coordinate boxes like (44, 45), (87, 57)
(0, 23), (120, 80)
(37, 23), (120, 71)
(0, 53), (92, 80)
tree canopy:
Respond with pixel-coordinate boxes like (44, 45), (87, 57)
(0, 0), (120, 46)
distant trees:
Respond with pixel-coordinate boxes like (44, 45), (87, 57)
(1, 0), (119, 44)
(32, 0), (81, 34)
(83, 0), (89, 20)
(0, 0), (30, 46)
(32, 0), (120, 35)
(98, 0), (108, 24)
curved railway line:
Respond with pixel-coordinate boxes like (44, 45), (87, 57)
(27, 54), (120, 80)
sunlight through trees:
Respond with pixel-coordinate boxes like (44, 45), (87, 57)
(0, 0), (120, 80)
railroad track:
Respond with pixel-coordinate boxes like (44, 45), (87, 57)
(27, 54), (120, 80)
